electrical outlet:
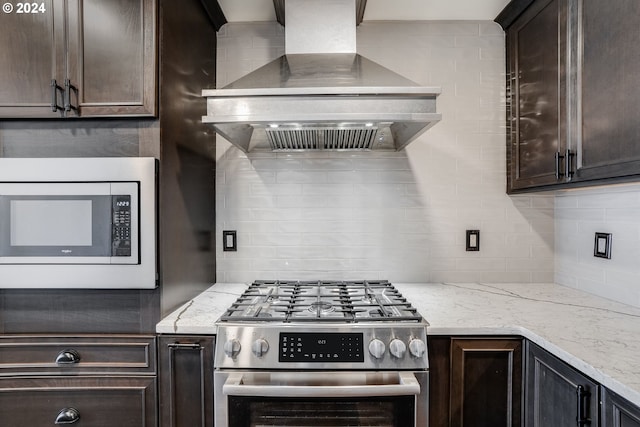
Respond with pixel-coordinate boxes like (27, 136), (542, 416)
(594, 232), (611, 259)
(466, 230), (480, 251)
(223, 230), (237, 252)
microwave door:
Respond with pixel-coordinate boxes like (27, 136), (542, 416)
(0, 182), (139, 265)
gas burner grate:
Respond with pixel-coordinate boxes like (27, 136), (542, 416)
(219, 280), (423, 323)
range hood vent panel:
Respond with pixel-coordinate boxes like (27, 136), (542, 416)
(203, 0), (441, 152)
(266, 125), (379, 151)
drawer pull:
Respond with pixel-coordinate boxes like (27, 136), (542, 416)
(55, 349), (81, 365)
(168, 343), (202, 350)
(55, 407), (80, 424)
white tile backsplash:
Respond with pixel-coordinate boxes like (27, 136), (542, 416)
(215, 21), (554, 284)
(556, 184), (640, 307)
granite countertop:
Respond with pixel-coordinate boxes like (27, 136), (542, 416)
(156, 282), (640, 407)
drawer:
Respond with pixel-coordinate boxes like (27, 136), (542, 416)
(0, 335), (156, 375)
(0, 376), (156, 427)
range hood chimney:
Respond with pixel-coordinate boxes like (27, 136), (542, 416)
(203, 0), (441, 152)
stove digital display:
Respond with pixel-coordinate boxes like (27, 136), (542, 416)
(279, 332), (364, 363)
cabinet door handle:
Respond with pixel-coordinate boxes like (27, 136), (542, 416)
(565, 149), (575, 179)
(64, 79), (78, 113)
(576, 385), (591, 426)
(167, 342), (202, 350)
(50, 79), (63, 112)
(555, 151), (565, 180)
(55, 407), (80, 424)
(55, 349), (81, 365)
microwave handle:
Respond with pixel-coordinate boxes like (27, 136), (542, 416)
(222, 371), (421, 398)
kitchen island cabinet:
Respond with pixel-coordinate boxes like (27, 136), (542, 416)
(0, 0), (156, 118)
(158, 335), (215, 427)
(0, 335), (157, 427)
(428, 336), (523, 427)
(497, 0), (640, 192)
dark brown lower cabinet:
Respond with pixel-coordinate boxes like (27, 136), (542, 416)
(0, 334), (157, 426)
(525, 341), (599, 427)
(0, 376), (156, 427)
(603, 388), (640, 427)
(429, 336), (523, 427)
(159, 335), (215, 427)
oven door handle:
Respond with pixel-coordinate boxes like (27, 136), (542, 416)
(222, 371), (421, 398)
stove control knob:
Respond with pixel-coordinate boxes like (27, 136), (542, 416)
(223, 339), (241, 359)
(409, 338), (426, 358)
(389, 339), (407, 359)
(368, 339), (386, 359)
(252, 338), (269, 358)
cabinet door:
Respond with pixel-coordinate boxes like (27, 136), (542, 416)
(0, 376), (156, 427)
(450, 338), (523, 427)
(0, 0), (66, 118)
(66, 0), (157, 117)
(575, 0), (640, 181)
(525, 341), (599, 427)
(603, 388), (640, 427)
(506, 0), (569, 191)
(159, 335), (215, 427)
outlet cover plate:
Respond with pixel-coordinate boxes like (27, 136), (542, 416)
(594, 232), (611, 259)
(223, 230), (237, 252)
(466, 230), (480, 252)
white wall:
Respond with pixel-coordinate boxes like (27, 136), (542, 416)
(215, 21), (555, 283)
(556, 184), (640, 307)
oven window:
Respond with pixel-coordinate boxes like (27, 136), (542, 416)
(228, 396), (414, 427)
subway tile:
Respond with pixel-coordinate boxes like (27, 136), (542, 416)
(276, 170), (328, 184)
(301, 184), (354, 197)
(481, 271), (533, 282)
(215, 21), (557, 286)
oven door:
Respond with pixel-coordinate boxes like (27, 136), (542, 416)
(214, 370), (428, 427)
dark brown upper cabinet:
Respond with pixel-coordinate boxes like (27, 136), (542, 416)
(0, 0), (156, 119)
(575, 0), (640, 181)
(501, 0), (570, 192)
(498, 0), (640, 192)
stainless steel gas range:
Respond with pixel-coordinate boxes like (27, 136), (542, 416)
(214, 280), (430, 427)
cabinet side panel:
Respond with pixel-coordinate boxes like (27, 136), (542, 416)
(428, 337), (451, 427)
(157, 0), (217, 315)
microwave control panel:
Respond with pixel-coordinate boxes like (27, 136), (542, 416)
(111, 195), (132, 257)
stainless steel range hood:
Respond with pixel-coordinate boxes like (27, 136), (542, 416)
(203, 0), (441, 152)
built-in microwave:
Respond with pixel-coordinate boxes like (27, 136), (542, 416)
(0, 157), (157, 289)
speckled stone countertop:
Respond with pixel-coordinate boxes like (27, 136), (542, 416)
(156, 282), (640, 407)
